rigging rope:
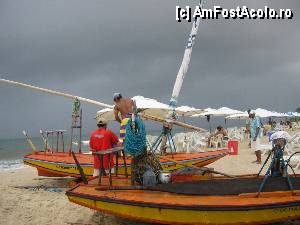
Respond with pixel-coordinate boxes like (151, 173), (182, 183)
(124, 118), (146, 157)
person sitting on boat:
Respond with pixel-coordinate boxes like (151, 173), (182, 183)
(208, 126), (228, 148)
(249, 110), (262, 164)
(113, 93), (133, 141)
(90, 117), (120, 177)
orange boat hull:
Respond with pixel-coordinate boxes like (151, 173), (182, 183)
(66, 175), (300, 225)
(23, 149), (228, 177)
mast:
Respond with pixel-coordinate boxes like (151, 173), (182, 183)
(169, 1), (202, 114)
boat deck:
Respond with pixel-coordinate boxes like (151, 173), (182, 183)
(67, 175), (300, 209)
(151, 176), (300, 195)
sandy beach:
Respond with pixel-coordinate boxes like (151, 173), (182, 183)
(1, 137), (300, 225)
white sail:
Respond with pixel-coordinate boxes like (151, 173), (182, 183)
(169, 1), (202, 110)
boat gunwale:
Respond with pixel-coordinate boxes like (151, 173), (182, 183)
(67, 196), (300, 225)
(23, 149), (228, 165)
(66, 185), (300, 211)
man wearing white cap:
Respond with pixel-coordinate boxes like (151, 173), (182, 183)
(90, 117), (120, 177)
(249, 110), (262, 164)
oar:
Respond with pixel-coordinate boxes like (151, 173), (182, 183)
(22, 130), (37, 153)
(159, 155), (237, 179)
(71, 151), (88, 184)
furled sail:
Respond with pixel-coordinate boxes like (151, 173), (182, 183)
(169, 1), (202, 113)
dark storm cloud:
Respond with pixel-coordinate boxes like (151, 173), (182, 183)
(0, 0), (299, 138)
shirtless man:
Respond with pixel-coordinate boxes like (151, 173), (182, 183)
(113, 93), (133, 140)
(208, 126), (228, 148)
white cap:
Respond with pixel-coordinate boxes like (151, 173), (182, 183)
(96, 117), (107, 125)
(249, 110), (256, 115)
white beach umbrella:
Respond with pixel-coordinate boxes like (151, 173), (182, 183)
(96, 96), (170, 121)
(284, 112), (300, 117)
(132, 96), (170, 118)
(96, 96), (202, 121)
(175, 105), (203, 117)
(216, 107), (243, 116)
(255, 108), (278, 118)
(226, 112), (249, 119)
(96, 108), (116, 121)
(191, 108), (219, 117)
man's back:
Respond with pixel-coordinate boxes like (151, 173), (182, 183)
(90, 129), (118, 151)
(90, 129), (119, 170)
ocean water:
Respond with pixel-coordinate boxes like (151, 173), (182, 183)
(0, 129), (172, 171)
(0, 135), (91, 171)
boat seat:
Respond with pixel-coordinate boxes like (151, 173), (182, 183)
(149, 176), (300, 196)
(92, 147), (128, 186)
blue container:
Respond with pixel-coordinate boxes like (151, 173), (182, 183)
(268, 131), (275, 142)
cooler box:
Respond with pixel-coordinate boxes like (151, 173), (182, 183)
(228, 140), (239, 155)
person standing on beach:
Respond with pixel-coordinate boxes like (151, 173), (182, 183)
(245, 109), (251, 148)
(90, 117), (120, 177)
(113, 93), (133, 141)
(249, 110), (262, 164)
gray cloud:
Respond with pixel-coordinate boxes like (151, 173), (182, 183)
(0, 0), (299, 138)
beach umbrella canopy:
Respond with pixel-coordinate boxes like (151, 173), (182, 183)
(96, 96), (170, 121)
(191, 108), (219, 117)
(254, 108), (276, 118)
(175, 105), (203, 117)
(226, 112), (249, 119)
(96, 96), (203, 121)
(284, 112), (300, 117)
(132, 96), (170, 118)
(215, 107), (243, 116)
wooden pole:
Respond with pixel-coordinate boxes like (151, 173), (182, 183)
(22, 130), (37, 153)
(158, 155), (236, 179)
(0, 79), (114, 108)
(140, 114), (206, 132)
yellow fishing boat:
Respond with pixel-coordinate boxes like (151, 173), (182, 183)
(23, 149), (227, 177)
(66, 175), (300, 225)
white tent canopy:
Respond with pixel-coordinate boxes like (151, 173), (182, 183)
(192, 107), (242, 117)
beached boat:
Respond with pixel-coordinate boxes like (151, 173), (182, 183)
(23, 149), (227, 177)
(66, 174), (300, 225)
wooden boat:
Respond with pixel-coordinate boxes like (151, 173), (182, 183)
(66, 174), (300, 225)
(23, 149), (227, 177)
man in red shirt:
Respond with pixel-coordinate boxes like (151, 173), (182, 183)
(90, 117), (119, 177)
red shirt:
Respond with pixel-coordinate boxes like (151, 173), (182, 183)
(89, 129), (119, 169)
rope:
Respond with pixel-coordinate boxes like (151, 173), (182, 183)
(72, 98), (81, 117)
(124, 118), (146, 157)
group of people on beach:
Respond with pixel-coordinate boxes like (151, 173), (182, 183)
(208, 109), (263, 164)
(89, 92), (266, 180)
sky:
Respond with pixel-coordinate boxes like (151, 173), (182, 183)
(0, 0), (299, 139)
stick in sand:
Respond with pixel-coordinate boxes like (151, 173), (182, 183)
(159, 155), (236, 179)
(22, 130), (37, 153)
